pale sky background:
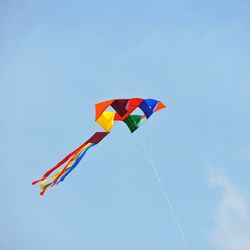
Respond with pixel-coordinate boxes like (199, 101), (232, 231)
(1, 1), (250, 250)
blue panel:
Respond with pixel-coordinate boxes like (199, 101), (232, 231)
(139, 100), (153, 118)
(145, 99), (159, 111)
(57, 144), (96, 183)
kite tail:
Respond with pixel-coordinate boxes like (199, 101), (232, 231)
(32, 132), (109, 196)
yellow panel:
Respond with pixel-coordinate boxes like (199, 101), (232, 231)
(96, 111), (115, 131)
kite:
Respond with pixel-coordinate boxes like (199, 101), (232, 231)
(32, 98), (166, 195)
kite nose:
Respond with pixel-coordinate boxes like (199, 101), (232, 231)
(154, 101), (166, 112)
(159, 101), (166, 108)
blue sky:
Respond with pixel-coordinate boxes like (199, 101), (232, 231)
(1, 1), (250, 249)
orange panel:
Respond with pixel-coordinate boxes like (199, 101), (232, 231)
(154, 101), (166, 113)
(95, 99), (114, 120)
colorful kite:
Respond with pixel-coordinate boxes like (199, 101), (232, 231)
(32, 98), (166, 195)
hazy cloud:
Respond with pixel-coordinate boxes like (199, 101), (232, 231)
(208, 173), (250, 250)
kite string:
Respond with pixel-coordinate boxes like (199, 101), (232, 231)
(150, 116), (153, 161)
(135, 133), (191, 250)
(112, 119), (191, 250)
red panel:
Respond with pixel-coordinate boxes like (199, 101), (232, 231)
(114, 98), (144, 121)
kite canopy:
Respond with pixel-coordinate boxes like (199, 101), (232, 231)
(33, 98), (166, 195)
(95, 98), (166, 132)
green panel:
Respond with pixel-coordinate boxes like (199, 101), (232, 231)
(130, 115), (142, 126)
(123, 115), (142, 133)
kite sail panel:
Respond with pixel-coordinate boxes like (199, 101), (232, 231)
(32, 98), (166, 195)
